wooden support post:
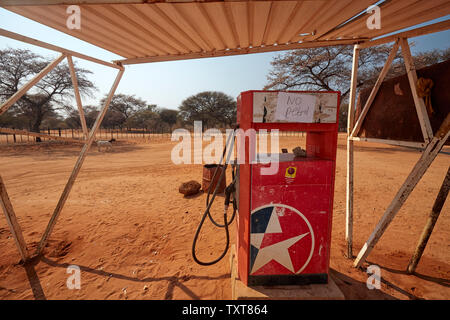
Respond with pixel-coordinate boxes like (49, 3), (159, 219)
(407, 166), (450, 274)
(357, 20), (450, 49)
(351, 39), (400, 138)
(36, 68), (125, 256)
(354, 114), (450, 268)
(67, 55), (89, 140)
(0, 28), (123, 70)
(399, 37), (433, 143)
(0, 175), (29, 261)
(349, 136), (426, 149)
(0, 54), (66, 116)
(346, 45), (359, 259)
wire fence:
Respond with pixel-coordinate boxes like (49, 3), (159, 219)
(0, 127), (306, 145)
(0, 127), (171, 144)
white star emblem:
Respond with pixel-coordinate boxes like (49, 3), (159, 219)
(251, 232), (310, 274)
(250, 204), (315, 275)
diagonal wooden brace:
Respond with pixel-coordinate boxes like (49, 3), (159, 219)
(67, 55), (89, 140)
(0, 54), (66, 116)
(406, 166), (449, 274)
(353, 113), (450, 268)
(400, 37), (433, 143)
(351, 39), (400, 138)
(0, 174), (29, 261)
(35, 68), (125, 257)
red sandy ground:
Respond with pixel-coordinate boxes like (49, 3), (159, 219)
(0, 134), (449, 300)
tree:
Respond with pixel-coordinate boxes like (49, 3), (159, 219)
(126, 106), (160, 130)
(265, 45), (400, 102)
(0, 49), (96, 139)
(64, 105), (98, 129)
(179, 91), (236, 129)
(387, 47), (450, 79)
(265, 45), (450, 130)
(159, 108), (178, 131)
(100, 93), (147, 128)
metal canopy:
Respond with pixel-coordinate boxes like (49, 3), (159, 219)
(2, 0), (450, 65)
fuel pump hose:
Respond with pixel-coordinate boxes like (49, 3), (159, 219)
(191, 127), (238, 266)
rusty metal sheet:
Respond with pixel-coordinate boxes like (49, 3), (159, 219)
(355, 59), (450, 144)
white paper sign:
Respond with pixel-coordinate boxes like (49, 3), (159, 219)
(275, 92), (316, 123)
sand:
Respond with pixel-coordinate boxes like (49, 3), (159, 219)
(0, 134), (449, 300)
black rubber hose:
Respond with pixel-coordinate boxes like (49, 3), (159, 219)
(205, 130), (236, 227)
(191, 128), (237, 266)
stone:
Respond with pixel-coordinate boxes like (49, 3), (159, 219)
(179, 180), (201, 196)
(293, 146), (307, 157)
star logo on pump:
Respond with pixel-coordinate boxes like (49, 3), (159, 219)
(250, 204), (315, 275)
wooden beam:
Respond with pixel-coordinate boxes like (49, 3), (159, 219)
(35, 68), (125, 257)
(0, 54), (66, 116)
(361, 1), (450, 41)
(357, 19), (450, 49)
(350, 39), (400, 138)
(319, 0), (449, 42)
(0, 127), (83, 143)
(346, 44), (359, 259)
(400, 37), (433, 143)
(349, 136), (426, 149)
(67, 55), (89, 140)
(116, 38), (363, 65)
(0, 174), (29, 261)
(406, 166), (450, 274)
(0, 28), (123, 70)
(353, 113), (450, 268)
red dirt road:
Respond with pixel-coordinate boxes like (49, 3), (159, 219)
(0, 134), (449, 299)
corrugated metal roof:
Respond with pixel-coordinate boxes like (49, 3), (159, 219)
(2, 1), (450, 64)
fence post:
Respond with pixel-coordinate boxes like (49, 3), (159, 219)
(12, 127), (16, 143)
(58, 128), (61, 137)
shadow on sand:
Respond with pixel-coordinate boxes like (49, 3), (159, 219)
(38, 256), (229, 300)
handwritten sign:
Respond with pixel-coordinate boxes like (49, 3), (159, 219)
(275, 92), (316, 123)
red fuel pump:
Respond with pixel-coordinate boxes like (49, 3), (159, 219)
(236, 90), (340, 286)
(192, 89), (340, 288)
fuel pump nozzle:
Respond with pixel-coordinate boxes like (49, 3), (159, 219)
(224, 181), (236, 215)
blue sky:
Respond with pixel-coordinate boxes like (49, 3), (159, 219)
(0, 8), (449, 111)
